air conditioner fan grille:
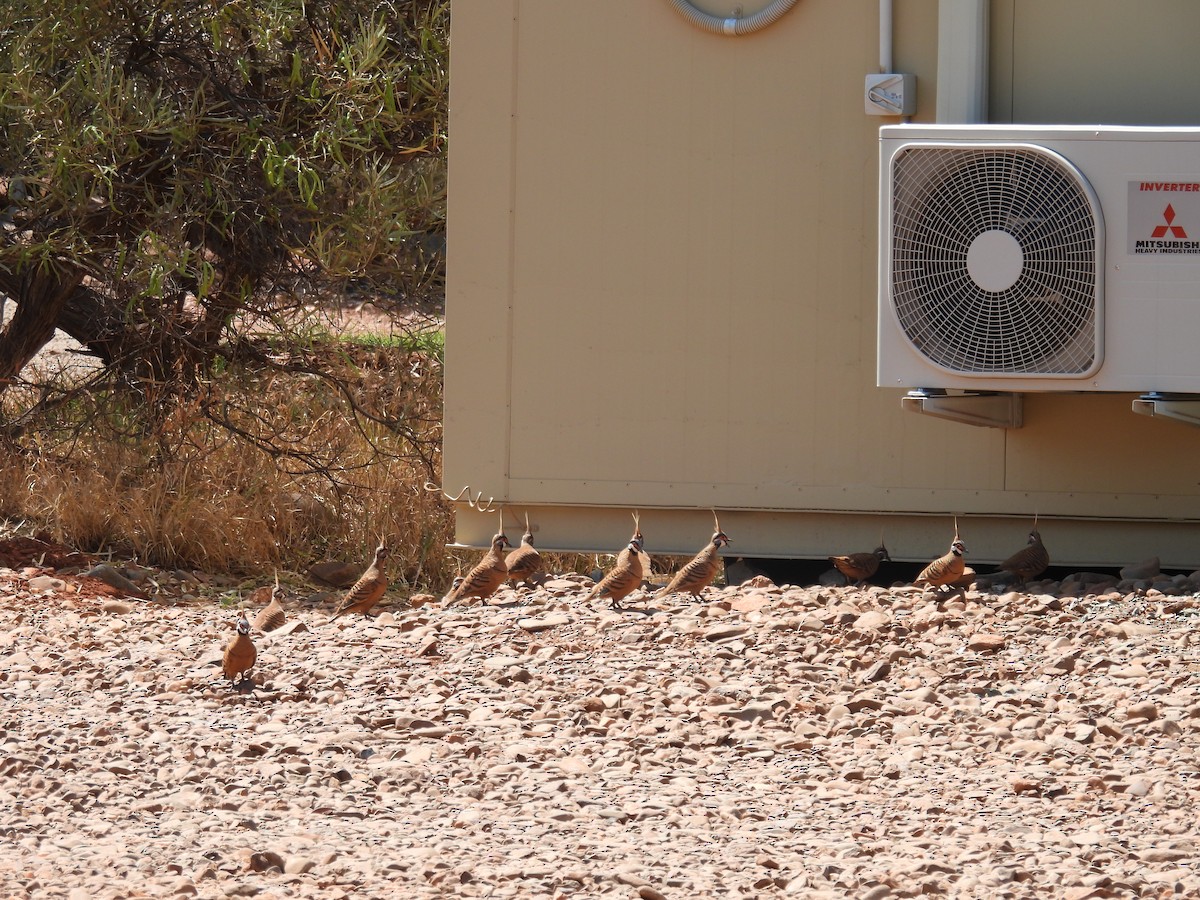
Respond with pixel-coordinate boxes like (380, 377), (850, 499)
(891, 146), (1099, 375)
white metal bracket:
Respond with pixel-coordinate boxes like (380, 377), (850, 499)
(1132, 393), (1200, 427)
(901, 389), (1024, 429)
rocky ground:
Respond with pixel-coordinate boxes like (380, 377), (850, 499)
(3, 541), (1200, 899)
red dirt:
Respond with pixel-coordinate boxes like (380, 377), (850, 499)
(0, 535), (90, 570)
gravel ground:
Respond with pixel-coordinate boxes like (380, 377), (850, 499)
(3, 548), (1200, 899)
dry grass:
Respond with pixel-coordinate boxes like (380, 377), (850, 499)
(0, 342), (460, 592)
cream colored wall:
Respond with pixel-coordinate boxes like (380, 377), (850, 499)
(447, 1), (1200, 568)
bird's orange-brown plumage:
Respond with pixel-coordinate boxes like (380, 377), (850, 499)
(627, 511), (652, 585)
(829, 544), (890, 586)
(252, 576), (287, 632)
(998, 524), (1049, 584)
(656, 513), (731, 600)
(332, 542), (390, 618)
(915, 533), (968, 591)
(505, 513), (545, 584)
(446, 532), (511, 604)
(586, 535), (645, 609)
(222, 614), (257, 684)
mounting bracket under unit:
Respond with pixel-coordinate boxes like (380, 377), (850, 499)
(1131, 393), (1200, 427)
(901, 390), (1024, 429)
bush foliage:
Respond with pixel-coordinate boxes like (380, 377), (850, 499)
(0, 1), (453, 582)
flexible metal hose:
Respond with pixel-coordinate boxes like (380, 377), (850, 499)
(666, 0), (800, 35)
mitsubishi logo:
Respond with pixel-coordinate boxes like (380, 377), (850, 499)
(1130, 181), (1200, 255)
(1151, 204), (1188, 239)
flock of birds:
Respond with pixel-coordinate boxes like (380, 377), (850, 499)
(831, 516), (1048, 592)
(220, 511), (1050, 687)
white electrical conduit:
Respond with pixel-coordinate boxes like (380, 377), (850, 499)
(667, 0), (800, 35)
(879, 0), (892, 72)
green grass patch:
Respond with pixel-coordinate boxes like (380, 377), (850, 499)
(339, 328), (444, 358)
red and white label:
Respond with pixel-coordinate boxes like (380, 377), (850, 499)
(1128, 181), (1200, 256)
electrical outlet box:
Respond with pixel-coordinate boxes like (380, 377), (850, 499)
(865, 73), (916, 116)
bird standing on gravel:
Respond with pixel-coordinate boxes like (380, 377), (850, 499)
(252, 573), (287, 632)
(585, 534), (646, 610)
(629, 511), (652, 585)
(655, 512), (731, 600)
(829, 543), (891, 587)
(915, 523), (967, 594)
(444, 527), (511, 605)
(331, 541), (389, 619)
(222, 613), (257, 686)
(505, 512), (545, 585)
(997, 517), (1049, 585)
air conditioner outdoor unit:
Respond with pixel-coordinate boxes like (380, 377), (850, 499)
(878, 124), (1200, 394)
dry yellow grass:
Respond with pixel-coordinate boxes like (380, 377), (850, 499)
(0, 342), (459, 592)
